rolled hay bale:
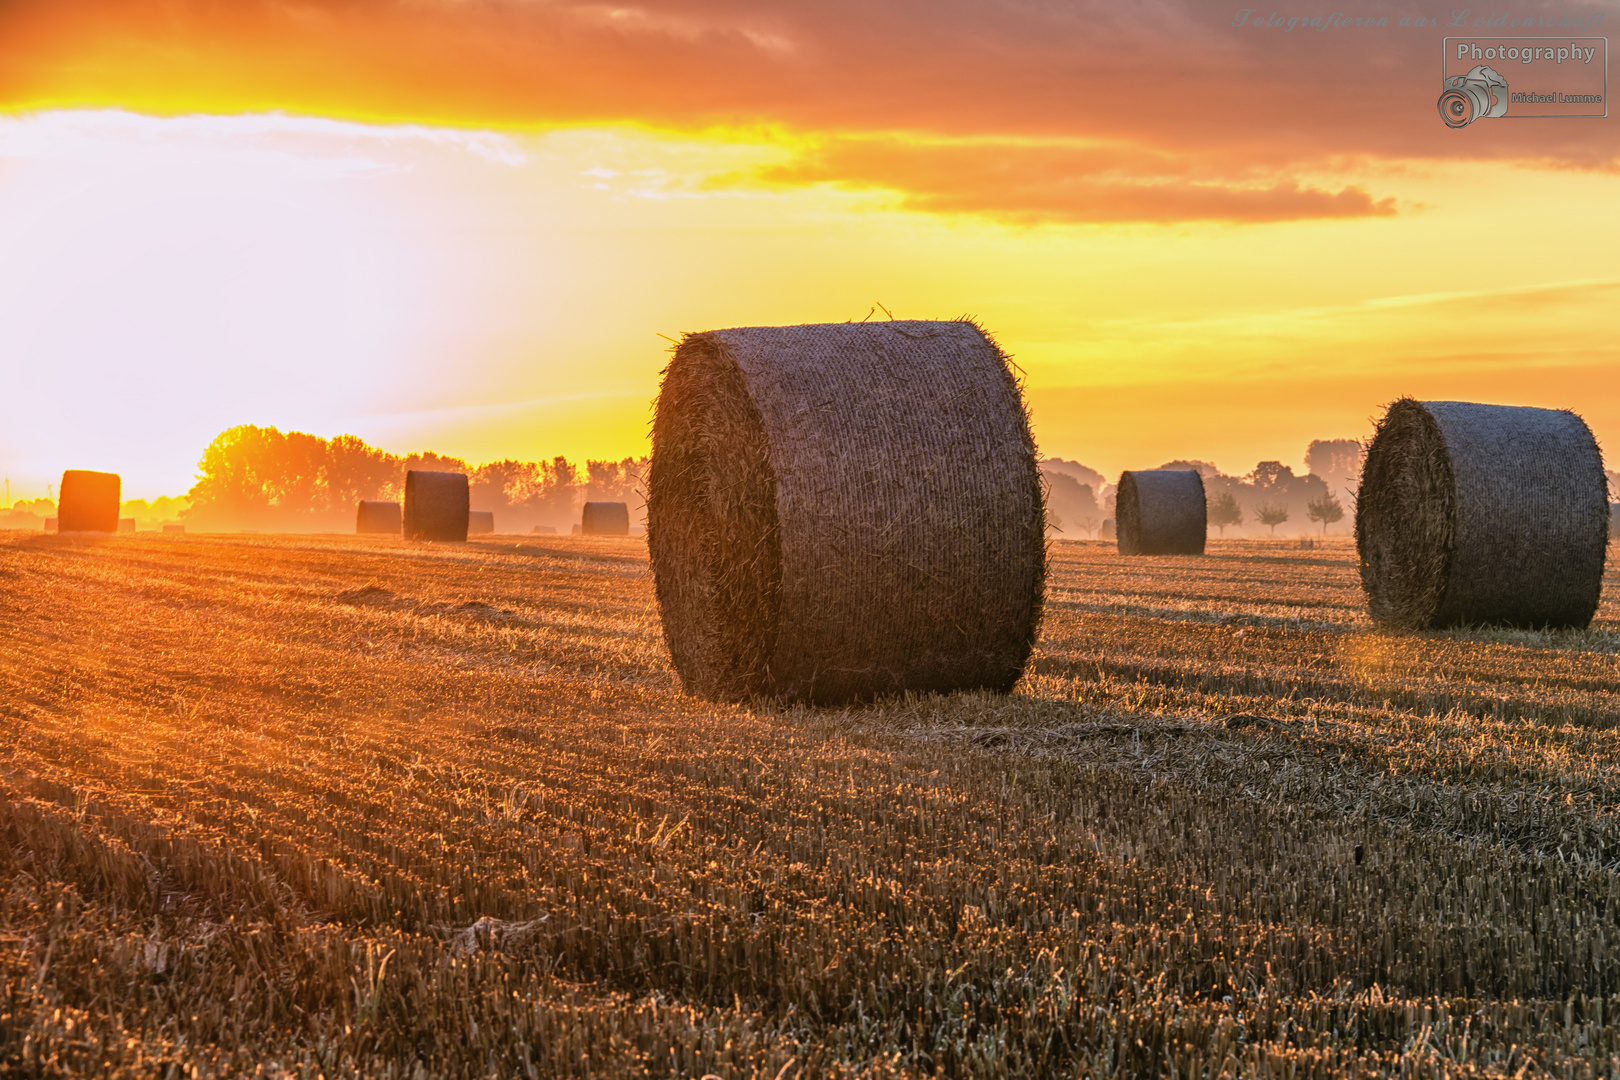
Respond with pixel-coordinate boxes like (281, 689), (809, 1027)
(531, 524), (557, 535)
(356, 500), (401, 535)
(468, 510), (495, 535)
(1116, 470), (1206, 555)
(1099, 518), (1115, 541)
(403, 471), (469, 542)
(118, 518), (136, 533)
(162, 524), (185, 535)
(44, 517), (57, 533)
(58, 470), (120, 533)
(648, 319), (1045, 705)
(1357, 398), (1609, 629)
(581, 502), (630, 536)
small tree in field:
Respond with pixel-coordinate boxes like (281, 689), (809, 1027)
(1306, 491), (1345, 534)
(1257, 503), (1289, 536)
(1208, 491), (1243, 536)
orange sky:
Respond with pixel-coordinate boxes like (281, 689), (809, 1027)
(1, 0), (1617, 497)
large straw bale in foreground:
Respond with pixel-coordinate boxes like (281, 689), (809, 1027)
(648, 320), (1045, 705)
(58, 470), (120, 533)
(1116, 469), (1205, 555)
(356, 500), (401, 535)
(1357, 398), (1609, 629)
(582, 502), (630, 536)
(403, 471), (469, 542)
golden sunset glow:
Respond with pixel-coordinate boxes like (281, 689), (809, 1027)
(2, 0), (1617, 497)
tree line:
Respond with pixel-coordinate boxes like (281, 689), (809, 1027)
(185, 425), (645, 533)
(1042, 438), (1362, 539)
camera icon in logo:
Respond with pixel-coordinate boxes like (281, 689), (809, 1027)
(1439, 65), (1510, 127)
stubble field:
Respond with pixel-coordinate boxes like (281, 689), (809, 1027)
(2, 531), (1619, 1078)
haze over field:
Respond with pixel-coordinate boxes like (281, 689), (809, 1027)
(2, 0), (1617, 499)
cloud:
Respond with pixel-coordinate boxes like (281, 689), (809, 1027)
(2, 0), (1614, 222)
(754, 137), (1397, 224)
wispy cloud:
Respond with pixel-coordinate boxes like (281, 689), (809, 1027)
(750, 136), (1398, 224)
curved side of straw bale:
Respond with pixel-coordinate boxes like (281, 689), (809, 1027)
(58, 470), (121, 533)
(648, 319), (1045, 705)
(582, 502), (630, 536)
(1357, 398), (1608, 629)
(468, 511), (495, 535)
(356, 501), (402, 535)
(403, 471), (469, 542)
(1115, 470), (1206, 555)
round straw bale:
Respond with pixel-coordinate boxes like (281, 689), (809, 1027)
(1115, 469), (1206, 555)
(647, 319), (1045, 705)
(468, 510), (495, 535)
(582, 502), (630, 536)
(403, 471), (469, 542)
(1357, 398), (1609, 629)
(356, 500), (401, 535)
(58, 470), (121, 533)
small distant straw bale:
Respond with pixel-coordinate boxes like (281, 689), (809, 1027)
(1357, 397), (1609, 629)
(403, 471), (469, 542)
(118, 518), (136, 533)
(58, 470), (121, 533)
(581, 502), (630, 536)
(1115, 470), (1206, 555)
(356, 500), (401, 535)
(162, 524), (185, 535)
(468, 510), (495, 535)
(648, 319), (1045, 705)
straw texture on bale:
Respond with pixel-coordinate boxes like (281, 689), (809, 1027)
(1357, 398), (1609, 630)
(468, 510), (495, 535)
(1116, 469), (1206, 555)
(356, 500), (401, 535)
(58, 470), (121, 533)
(403, 471), (469, 542)
(648, 319), (1045, 705)
(582, 502), (630, 536)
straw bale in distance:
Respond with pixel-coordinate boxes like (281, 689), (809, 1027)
(468, 510), (495, 535)
(403, 471), (469, 542)
(162, 524), (185, 535)
(118, 518), (136, 533)
(356, 500), (401, 535)
(1116, 469), (1206, 555)
(648, 319), (1045, 705)
(582, 502), (630, 536)
(1357, 397), (1609, 629)
(57, 470), (120, 533)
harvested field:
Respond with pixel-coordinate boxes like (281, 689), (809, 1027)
(2, 532), (1619, 1078)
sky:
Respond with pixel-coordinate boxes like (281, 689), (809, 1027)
(1, 0), (1617, 499)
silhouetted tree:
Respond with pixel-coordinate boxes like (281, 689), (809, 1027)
(1045, 473), (1101, 536)
(327, 434), (401, 508)
(1208, 490), (1243, 536)
(1250, 460), (1295, 492)
(1257, 503), (1289, 536)
(1306, 491), (1345, 534)
(1307, 439), (1363, 498)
